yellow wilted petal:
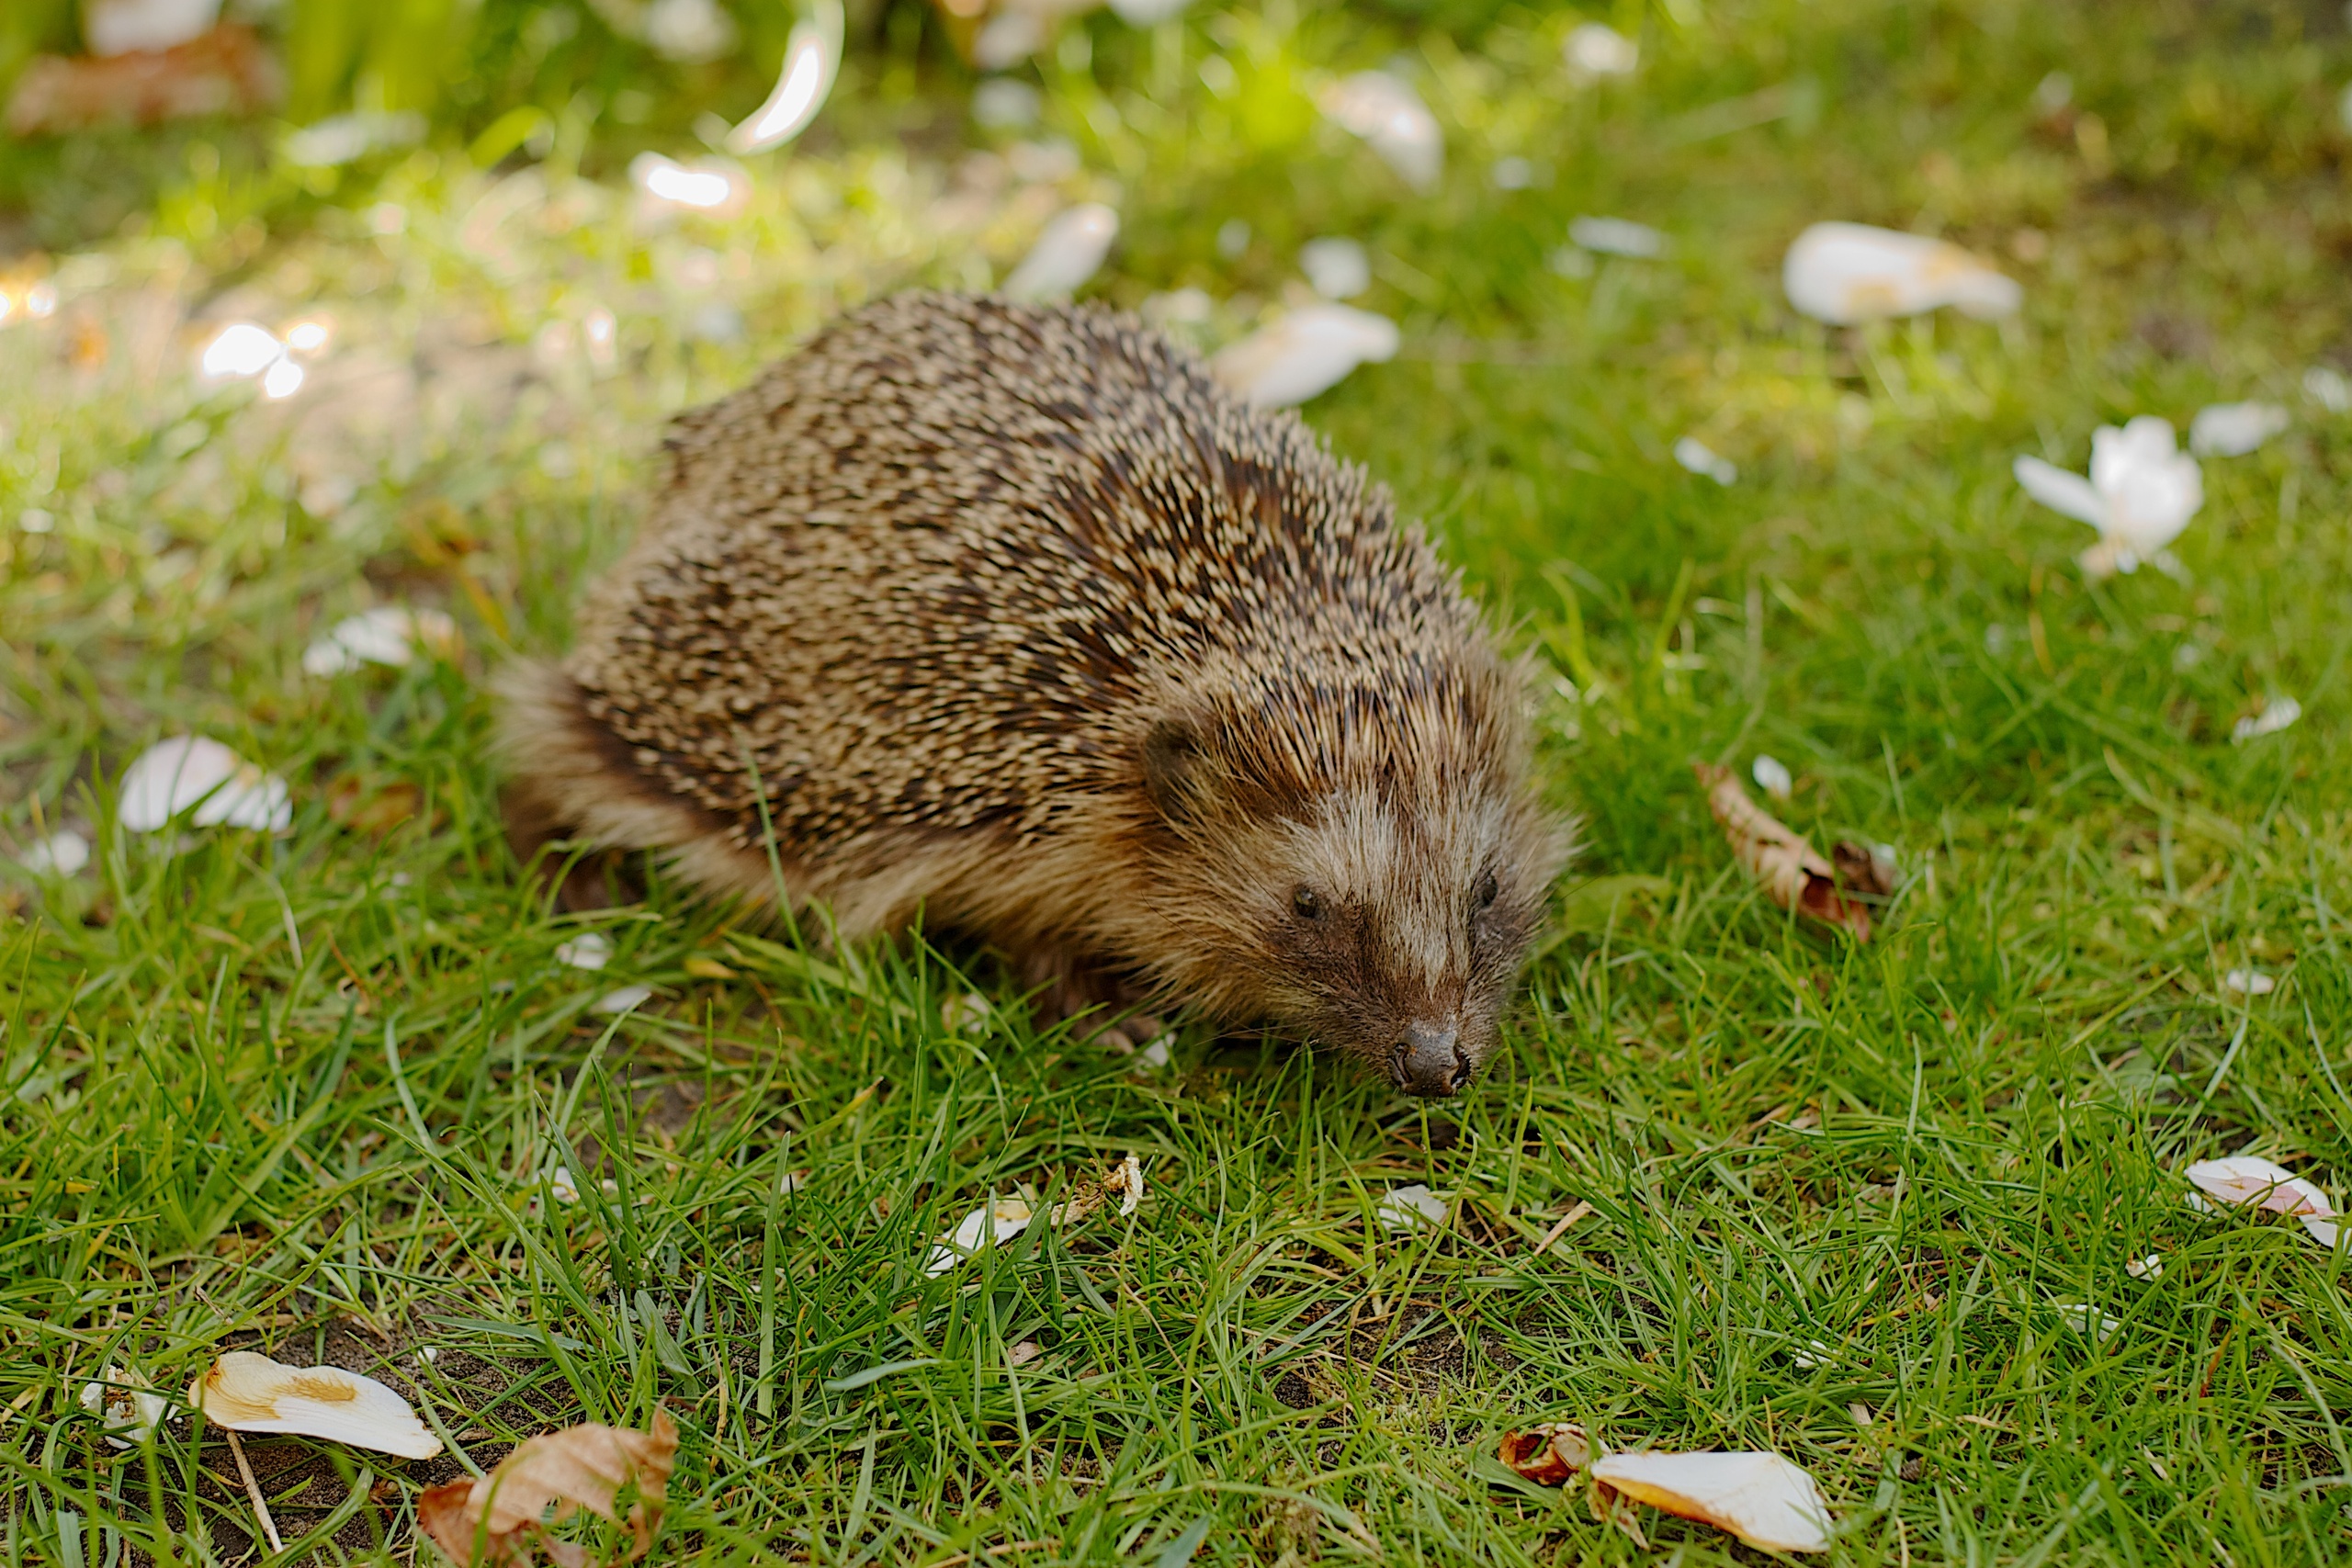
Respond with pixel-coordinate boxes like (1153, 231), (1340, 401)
(1590, 1450), (1833, 1552)
(190, 1350), (443, 1460)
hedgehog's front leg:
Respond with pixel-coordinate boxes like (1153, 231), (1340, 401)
(1012, 941), (1165, 1054)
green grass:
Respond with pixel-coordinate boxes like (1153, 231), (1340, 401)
(7, 0), (2352, 1562)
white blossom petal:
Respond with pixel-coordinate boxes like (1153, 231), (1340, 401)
(2125, 1254), (2163, 1280)
(729, 11), (838, 152)
(1589, 1450), (1833, 1553)
(592, 985), (653, 1015)
(1563, 22), (1638, 77)
(629, 153), (745, 214)
(2232, 696), (2301, 742)
(1298, 236), (1372, 299)
(924, 1197), (1035, 1276)
(2189, 402), (2290, 457)
(1674, 436), (1736, 486)
(555, 932), (612, 971)
(199, 322), (284, 380)
(1376, 1183), (1448, 1231)
(1568, 215), (1667, 258)
(1001, 204), (1120, 301)
(2011, 455), (2106, 528)
(2088, 417), (2201, 558)
(1750, 756), (1792, 801)
(19, 829), (90, 877)
(79, 1365), (172, 1448)
(1782, 222), (2020, 325)
(119, 737), (292, 835)
(1209, 303), (1399, 408)
(190, 1351), (442, 1460)
(2186, 1156), (2337, 1248)
(1319, 72), (1442, 191)
(302, 606), (457, 677)
(2221, 968), (2275, 996)
(85, 0), (220, 55)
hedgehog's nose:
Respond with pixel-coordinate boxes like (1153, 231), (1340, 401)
(1394, 1021), (1469, 1098)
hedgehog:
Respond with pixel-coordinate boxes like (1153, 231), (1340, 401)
(497, 291), (1569, 1098)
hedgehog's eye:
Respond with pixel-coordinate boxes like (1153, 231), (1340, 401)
(1292, 886), (1324, 921)
(1472, 870), (1499, 913)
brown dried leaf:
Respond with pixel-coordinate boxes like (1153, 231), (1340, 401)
(1693, 763), (1871, 941)
(418, 1412), (677, 1567)
(327, 775), (423, 837)
(1499, 1422), (1591, 1485)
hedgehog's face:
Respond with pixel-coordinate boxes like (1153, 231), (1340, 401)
(1139, 716), (1566, 1098)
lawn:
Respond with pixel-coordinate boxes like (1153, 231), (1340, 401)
(6, 0), (2352, 1562)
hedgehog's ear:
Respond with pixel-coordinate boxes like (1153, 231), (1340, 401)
(1141, 718), (1212, 823)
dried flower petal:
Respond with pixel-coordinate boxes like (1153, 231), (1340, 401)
(1694, 763), (1871, 941)
(191, 1350), (442, 1460)
(417, 1412), (676, 1565)
(1589, 1450), (1833, 1553)
(1499, 1422), (1590, 1484)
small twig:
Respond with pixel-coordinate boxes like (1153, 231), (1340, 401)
(222, 1428), (283, 1552)
(1532, 1201), (1594, 1258)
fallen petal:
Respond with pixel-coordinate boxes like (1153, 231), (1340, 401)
(2305, 367), (2352, 413)
(924, 1197), (1035, 1276)
(1569, 215), (1667, 258)
(2221, 968), (2275, 996)
(19, 829), (90, 877)
(79, 1364), (171, 1448)
(1210, 303), (1399, 409)
(556, 933), (612, 971)
(593, 985), (653, 1015)
(1114, 1152), (1145, 1217)
(417, 1411), (675, 1565)
(2187, 1156), (2337, 1248)
(1693, 763), (1871, 941)
(1563, 22), (1638, 77)
(2088, 417), (2201, 558)
(303, 606), (459, 676)
(1499, 1422), (1591, 1484)
(1673, 436), (1736, 486)
(119, 737), (292, 835)
(2232, 696), (2301, 743)
(1377, 1183), (1447, 1231)
(191, 1350), (442, 1460)
(1298, 236), (1371, 299)
(1750, 756), (1792, 800)
(2125, 1254), (2163, 1280)
(2189, 401), (2290, 457)
(1589, 1450), (1833, 1553)
(199, 321), (283, 380)
(2055, 1303), (2121, 1342)
(629, 152), (744, 214)
(1001, 203), (1120, 302)
(1319, 71), (1442, 191)
(1783, 221), (2019, 325)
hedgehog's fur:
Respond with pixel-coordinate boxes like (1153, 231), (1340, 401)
(498, 291), (1568, 1095)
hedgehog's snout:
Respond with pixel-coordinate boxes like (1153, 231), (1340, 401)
(1392, 1019), (1470, 1099)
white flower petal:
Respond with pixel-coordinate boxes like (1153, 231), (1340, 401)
(592, 985), (653, 1015)
(302, 606), (457, 677)
(2189, 402), (2290, 457)
(1750, 756), (1793, 801)
(924, 1197), (1035, 1276)
(2304, 367), (2352, 413)
(2125, 1254), (2163, 1280)
(1782, 222), (2020, 325)
(198, 321), (284, 380)
(2055, 1303), (2121, 1341)
(2012, 455), (2107, 528)
(1589, 1450), (1833, 1553)
(1376, 1183), (1448, 1231)
(1568, 215), (1667, 258)
(2088, 418), (2201, 557)
(629, 153), (743, 213)
(191, 1350), (442, 1460)
(972, 77), (1041, 130)
(1001, 204), (1120, 302)
(119, 737), (292, 835)
(556, 933), (612, 971)
(1320, 72), (1442, 191)
(1674, 436), (1736, 486)
(1299, 236), (1372, 299)
(85, 0), (221, 55)
(2221, 968), (2275, 996)
(1563, 22), (1638, 77)
(79, 1364), (171, 1448)
(1115, 1153), (1145, 1217)
(2186, 1156), (2336, 1250)
(2232, 696), (2301, 742)
(19, 829), (90, 877)
(1209, 303), (1399, 409)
